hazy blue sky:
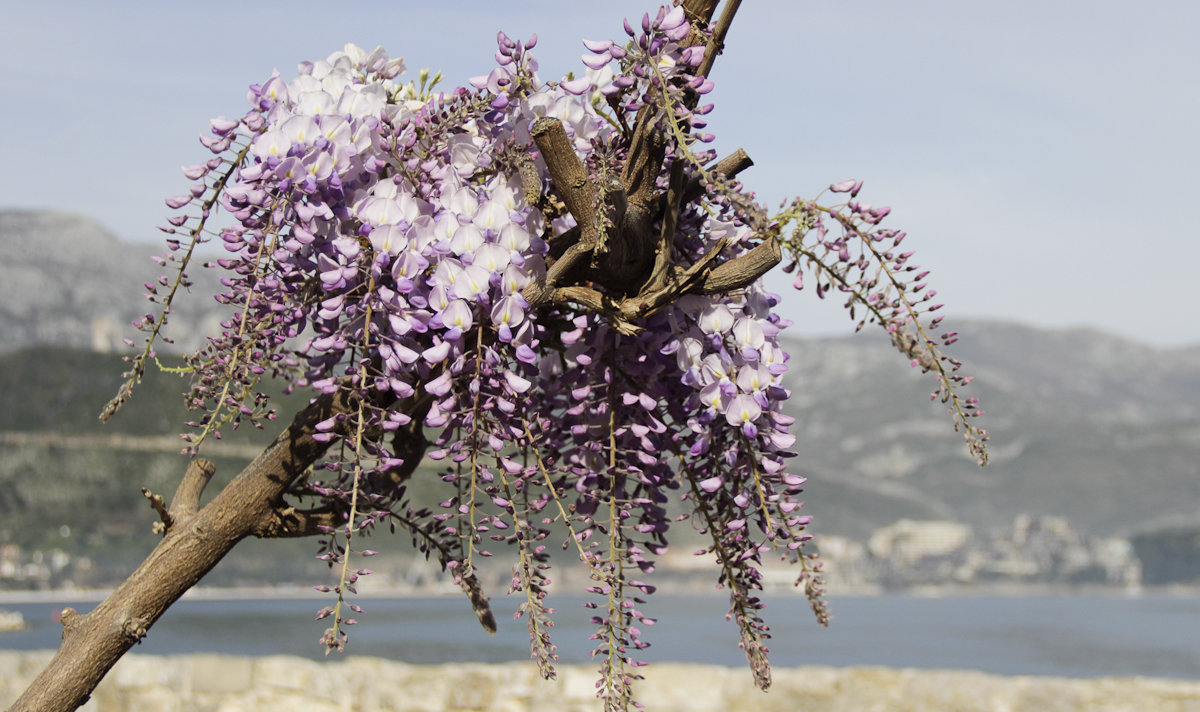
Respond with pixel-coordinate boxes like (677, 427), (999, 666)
(2, 1), (1197, 346)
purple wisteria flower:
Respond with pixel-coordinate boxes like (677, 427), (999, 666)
(114, 5), (986, 711)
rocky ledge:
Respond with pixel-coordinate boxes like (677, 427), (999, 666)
(2, 653), (1199, 712)
(0, 610), (25, 633)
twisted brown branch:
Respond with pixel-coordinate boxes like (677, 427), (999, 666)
(520, 0), (771, 332)
(7, 386), (425, 712)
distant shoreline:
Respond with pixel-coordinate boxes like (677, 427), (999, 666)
(3, 580), (1197, 607)
(7, 594), (1199, 684)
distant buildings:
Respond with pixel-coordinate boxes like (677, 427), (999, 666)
(0, 514), (1196, 594)
(811, 515), (1142, 591)
(0, 542), (91, 591)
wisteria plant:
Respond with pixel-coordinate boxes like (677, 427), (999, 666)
(9, 2), (986, 712)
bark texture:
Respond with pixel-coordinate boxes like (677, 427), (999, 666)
(518, 0), (776, 334)
(6, 391), (362, 712)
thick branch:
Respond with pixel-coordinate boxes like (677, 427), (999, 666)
(644, 159), (688, 295)
(610, 0), (738, 299)
(680, 148), (754, 206)
(524, 4), (752, 317)
(682, 0), (722, 30)
(7, 390), (359, 712)
(523, 241), (591, 307)
(621, 114), (667, 215)
(695, 0), (741, 79)
(549, 285), (642, 335)
(698, 234), (781, 294)
(527, 118), (640, 304)
(168, 458), (215, 522)
(531, 116), (597, 241)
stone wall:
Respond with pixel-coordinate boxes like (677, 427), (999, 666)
(3, 653), (1200, 712)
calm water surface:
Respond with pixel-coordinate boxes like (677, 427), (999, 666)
(3, 594), (1198, 679)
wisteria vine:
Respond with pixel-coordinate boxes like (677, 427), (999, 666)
(104, 3), (987, 709)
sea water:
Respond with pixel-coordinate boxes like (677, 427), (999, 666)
(2, 593), (1198, 679)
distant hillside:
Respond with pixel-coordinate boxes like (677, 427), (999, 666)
(4, 208), (1200, 586)
(0, 210), (225, 353)
(3, 327), (1199, 580)
(0, 347), (318, 588)
(781, 321), (1200, 539)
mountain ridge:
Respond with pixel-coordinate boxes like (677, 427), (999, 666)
(4, 208), (1199, 546)
(0, 209), (225, 353)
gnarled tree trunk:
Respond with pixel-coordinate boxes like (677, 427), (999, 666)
(6, 391), (369, 712)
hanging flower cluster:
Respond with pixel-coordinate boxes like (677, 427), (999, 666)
(110, 4), (986, 710)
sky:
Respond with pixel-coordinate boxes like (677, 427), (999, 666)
(2, 1), (1198, 346)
